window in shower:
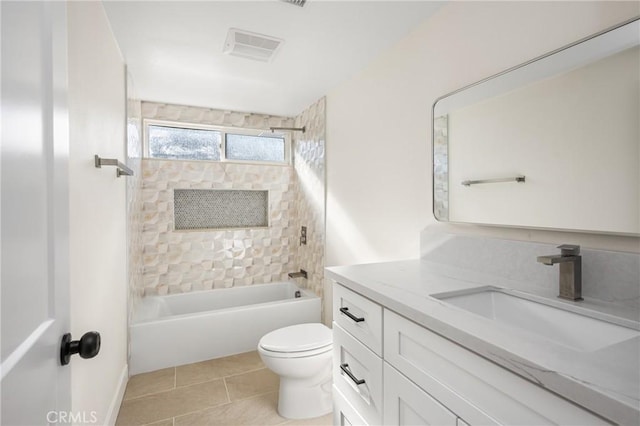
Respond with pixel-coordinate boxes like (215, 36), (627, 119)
(147, 124), (222, 161)
(225, 133), (285, 162)
(145, 119), (289, 164)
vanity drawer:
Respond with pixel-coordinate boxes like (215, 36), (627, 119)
(333, 385), (369, 426)
(333, 323), (383, 425)
(384, 309), (610, 425)
(333, 283), (383, 356)
(384, 362), (458, 426)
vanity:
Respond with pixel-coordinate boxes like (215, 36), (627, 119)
(326, 235), (640, 425)
(324, 16), (640, 426)
(325, 15), (640, 425)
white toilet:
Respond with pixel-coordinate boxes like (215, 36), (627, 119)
(258, 323), (333, 419)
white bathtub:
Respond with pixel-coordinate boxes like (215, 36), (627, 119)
(129, 282), (320, 375)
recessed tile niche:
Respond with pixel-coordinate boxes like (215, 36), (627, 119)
(174, 189), (269, 230)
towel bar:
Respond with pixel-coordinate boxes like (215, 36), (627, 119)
(94, 155), (133, 177)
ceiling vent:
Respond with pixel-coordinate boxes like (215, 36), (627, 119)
(280, 0), (307, 7)
(223, 28), (284, 62)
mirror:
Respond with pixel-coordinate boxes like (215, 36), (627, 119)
(432, 18), (639, 236)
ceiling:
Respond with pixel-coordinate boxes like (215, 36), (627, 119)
(103, 0), (443, 117)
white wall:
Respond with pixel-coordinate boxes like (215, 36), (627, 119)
(68, 2), (127, 424)
(326, 1), (640, 270)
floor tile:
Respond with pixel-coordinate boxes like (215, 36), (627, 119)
(176, 351), (264, 387)
(143, 420), (174, 426)
(281, 413), (333, 426)
(224, 368), (279, 401)
(174, 392), (285, 426)
(116, 379), (228, 425)
(124, 368), (175, 400)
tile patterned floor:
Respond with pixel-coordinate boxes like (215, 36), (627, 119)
(116, 351), (333, 426)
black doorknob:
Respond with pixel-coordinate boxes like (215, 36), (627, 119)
(60, 331), (101, 366)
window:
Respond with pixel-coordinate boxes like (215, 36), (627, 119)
(226, 133), (285, 162)
(144, 120), (289, 164)
(147, 125), (221, 161)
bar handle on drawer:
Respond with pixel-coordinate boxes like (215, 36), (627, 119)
(340, 363), (366, 386)
(339, 307), (365, 323)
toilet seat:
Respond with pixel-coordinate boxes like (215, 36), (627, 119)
(259, 344), (332, 358)
(259, 323), (332, 358)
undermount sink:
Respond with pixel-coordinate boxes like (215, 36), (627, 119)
(433, 288), (639, 352)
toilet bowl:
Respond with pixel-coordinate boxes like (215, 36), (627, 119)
(258, 323), (333, 419)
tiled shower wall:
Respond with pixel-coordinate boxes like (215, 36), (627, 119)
(140, 159), (297, 294)
(292, 98), (326, 298)
(141, 101), (296, 130)
(132, 101), (325, 303)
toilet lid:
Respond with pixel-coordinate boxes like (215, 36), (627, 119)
(259, 323), (332, 353)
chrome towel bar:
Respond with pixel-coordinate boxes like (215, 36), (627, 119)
(462, 175), (525, 186)
(94, 155), (133, 177)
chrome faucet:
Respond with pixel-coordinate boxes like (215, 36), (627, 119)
(536, 244), (583, 301)
(288, 269), (308, 279)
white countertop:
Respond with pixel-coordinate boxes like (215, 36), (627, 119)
(326, 259), (640, 425)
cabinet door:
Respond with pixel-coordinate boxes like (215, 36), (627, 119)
(384, 309), (611, 425)
(333, 323), (383, 425)
(334, 385), (369, 426)
(384, 363), (457, 426)
(333, 283), (383, 355)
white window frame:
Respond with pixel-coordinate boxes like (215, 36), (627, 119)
(143, 118), (292, 166)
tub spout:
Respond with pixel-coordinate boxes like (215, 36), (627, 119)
(288, 269), (308, 279)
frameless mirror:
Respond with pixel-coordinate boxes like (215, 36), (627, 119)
(433, 18), (639, 235)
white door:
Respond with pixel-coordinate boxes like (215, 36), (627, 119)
(1, 1), (71, 424)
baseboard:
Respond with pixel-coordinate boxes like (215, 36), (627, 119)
(104, 364), (128, 426)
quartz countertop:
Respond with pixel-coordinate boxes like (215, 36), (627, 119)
(326, 259), (640, 425)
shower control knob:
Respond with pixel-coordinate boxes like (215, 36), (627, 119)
(60, 331), (101, 365)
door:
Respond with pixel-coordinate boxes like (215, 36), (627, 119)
(1, 1), (71, 424)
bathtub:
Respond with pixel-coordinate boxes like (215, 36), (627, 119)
(129, 282), (320, 375)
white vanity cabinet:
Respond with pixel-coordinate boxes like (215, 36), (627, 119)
(333, 284), (384, 425)
(332, 283), (611, 426)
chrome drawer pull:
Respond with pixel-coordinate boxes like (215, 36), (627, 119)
(339, 307), (365, 323)
(340, 363), (366, 385)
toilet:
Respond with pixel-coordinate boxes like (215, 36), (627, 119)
(258, 323), (333, 419)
